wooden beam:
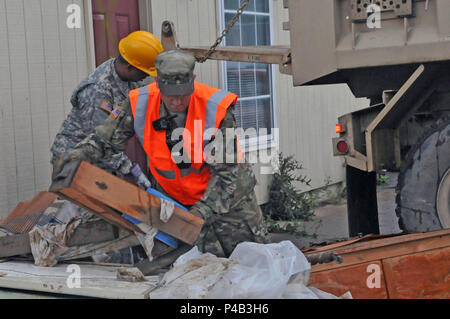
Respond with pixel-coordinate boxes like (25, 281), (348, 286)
(0, 192), (58, 234)
(50, 161), (204, 245)
(0, 220), (119, 259)
(181, 45), (291, 65)
(57, 187), (144, 235)
(0, 261), (159, 299)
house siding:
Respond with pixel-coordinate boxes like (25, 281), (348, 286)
(0, 0), (90, 216)
(0, 0), (369, 216)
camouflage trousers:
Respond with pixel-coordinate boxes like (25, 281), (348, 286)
(195, 190), (270, 257)
(138, 190), (270, 274)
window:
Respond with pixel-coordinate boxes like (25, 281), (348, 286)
(220, 0), (276, 151)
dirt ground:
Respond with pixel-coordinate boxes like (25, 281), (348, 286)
(270, 171), (403, 249)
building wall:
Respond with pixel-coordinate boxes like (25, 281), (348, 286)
(151, 0), (221, 88)
(0, 0), (90, 216)
(0, 0), (369, 217)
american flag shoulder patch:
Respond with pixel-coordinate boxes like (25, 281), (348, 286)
(111, 106), (121, 119)
(99, 100), (113, 113)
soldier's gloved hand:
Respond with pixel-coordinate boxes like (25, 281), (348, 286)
(51, 149), (87, 182)
(189, 207), (204, 220)
(130, 163), (153, 190)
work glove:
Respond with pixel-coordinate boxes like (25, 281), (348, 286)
(51, 149), (88, 183)
(189, 206), (205, 221)
(130, 163), (153, 190)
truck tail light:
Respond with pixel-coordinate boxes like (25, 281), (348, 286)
(337, 140), (349, 154)
(336, 123), (347, 134)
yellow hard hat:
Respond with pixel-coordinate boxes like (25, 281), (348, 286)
(119, 31), (164, 77)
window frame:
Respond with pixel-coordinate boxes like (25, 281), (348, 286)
(217, 0), (278, 153)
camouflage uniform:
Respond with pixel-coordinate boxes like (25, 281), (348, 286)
(50, 58), (144, 176)
(50, 58), (148, 264)
(54, 50), (269, 259)
(73, 97), (269, 256)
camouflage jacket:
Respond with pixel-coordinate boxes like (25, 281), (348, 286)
(73, 93), (257, 222)
(50, 58), (145, 175)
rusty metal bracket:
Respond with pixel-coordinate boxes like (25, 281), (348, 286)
(161, 20), (292, 74)
(306, 252), (343, 266)
(161, 20), (179, 51)
(365, 64), (439, 171)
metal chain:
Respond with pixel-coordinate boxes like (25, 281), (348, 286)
(196, 0), (250, 63)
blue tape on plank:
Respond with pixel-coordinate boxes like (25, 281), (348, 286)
(155, 232), (179, 248)
(146, 188), (189, 211)
(120, 188), (187, 249)
(122, 213), (179, 249)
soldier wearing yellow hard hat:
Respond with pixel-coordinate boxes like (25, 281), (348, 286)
(119, 30), (163, 78)
(50, 31), (164, 265)
(52, 30), (164, 161)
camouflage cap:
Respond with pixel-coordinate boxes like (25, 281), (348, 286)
(155, 50), (196, 96)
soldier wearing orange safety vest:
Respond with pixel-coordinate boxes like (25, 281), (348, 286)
(52, 50), (269, 268)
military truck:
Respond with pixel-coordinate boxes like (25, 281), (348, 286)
(162, 0), (450, 237)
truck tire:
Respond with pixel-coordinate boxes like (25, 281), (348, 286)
(396, 117), (450, 232)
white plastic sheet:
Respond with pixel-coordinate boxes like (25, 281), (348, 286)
(150, 241), (351, 299)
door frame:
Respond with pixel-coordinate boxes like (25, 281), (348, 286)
(83, 0), (154, 72)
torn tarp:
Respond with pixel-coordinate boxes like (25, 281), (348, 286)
(29, 217), (82, 267)
(134, 223), (159, 262)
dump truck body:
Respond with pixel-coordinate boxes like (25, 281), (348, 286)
(286, 0), (450, 98)
(167, 0), (449, 236)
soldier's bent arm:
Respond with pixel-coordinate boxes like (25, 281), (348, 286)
(192, 106), (257, 221)
(73, 98), (135, 162)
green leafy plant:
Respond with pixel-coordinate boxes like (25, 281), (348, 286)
(261, 153), (315, 223)
(377, 174), (390, 185)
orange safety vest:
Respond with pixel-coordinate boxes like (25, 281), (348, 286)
(129, 82), (240, 206)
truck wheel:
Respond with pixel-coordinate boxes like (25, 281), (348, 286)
(396, 117), (450, 232)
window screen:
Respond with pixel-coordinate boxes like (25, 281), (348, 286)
(222, 0), (274, 139)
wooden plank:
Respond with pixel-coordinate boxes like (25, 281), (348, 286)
(58, 187), (144, 234)
(0, 261), (159, 299)
(0, 220), (118, 258)
(0, 191), (58, 234)
(309, 261), (389, 299)
(51, 161), (204, 245)
(0, 234), (29, 258)
(59, 233), (140, 261)
(1, 191), (57, 222)
(382, 248), (450, 299)
(66, 220), (118, 247)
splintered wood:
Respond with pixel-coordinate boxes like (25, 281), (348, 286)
(50, 161), (204, 245)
